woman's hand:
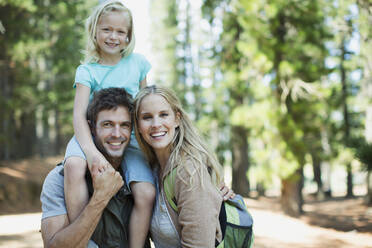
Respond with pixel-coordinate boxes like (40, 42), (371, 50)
(219, 182), (236, 201)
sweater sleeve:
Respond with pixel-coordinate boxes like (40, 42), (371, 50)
(174, 161), (222, 248)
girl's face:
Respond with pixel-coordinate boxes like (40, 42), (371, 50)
(96, 11), (130, 63)
(138, 94), (180, 158)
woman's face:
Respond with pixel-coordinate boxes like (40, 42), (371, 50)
(138, 94), (179, 156)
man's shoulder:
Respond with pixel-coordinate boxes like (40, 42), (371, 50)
(43, 164), (64, 185)
(40, 164), (67, 220)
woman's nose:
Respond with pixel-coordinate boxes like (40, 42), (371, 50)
(151, 117), (161, 128)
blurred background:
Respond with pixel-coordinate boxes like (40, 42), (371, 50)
(0, 0), (371, 247)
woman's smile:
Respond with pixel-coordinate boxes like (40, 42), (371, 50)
(138, 94), (179, 158)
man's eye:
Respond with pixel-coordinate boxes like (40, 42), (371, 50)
(103, 122), (112, 127)
(121, 124), (131, 129)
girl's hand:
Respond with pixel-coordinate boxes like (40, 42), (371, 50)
(220, 183), (236, 201)
(87, 150), (112, 175)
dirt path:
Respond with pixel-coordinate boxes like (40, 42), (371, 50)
(0, 213), (42, 248)
(253, 208), (372, 248)
(0, 207), (371, 248)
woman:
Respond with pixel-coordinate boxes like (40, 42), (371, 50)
(134, 85), (226, 247)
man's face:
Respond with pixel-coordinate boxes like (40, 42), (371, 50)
(93, 106), (131, 159)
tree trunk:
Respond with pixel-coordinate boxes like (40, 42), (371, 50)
(321, 161), (332, 197)
(0, 59), (12, 160)
(340, 38), (353, 198)
(17, 112), (36, 158)
(367, 171), (372, 205)
(231, 125), (250, 197)
(281, 167), (304, 217)
(311, 152), (323, 197)
(346, 163), (353, 197)
(256, 182), (265, 197)
(55, 108), (63, 154)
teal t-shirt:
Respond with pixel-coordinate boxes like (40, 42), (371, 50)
(74, 53), (151, 98)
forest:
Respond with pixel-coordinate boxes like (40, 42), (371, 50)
(1, 0), (372, 218)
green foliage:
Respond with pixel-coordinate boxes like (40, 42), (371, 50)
(350, 137), (372, 171)
(0, 1), (93, 158)
(355, 142), (372, 171)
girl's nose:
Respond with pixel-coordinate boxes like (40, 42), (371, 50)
(110, 31), (118, 39)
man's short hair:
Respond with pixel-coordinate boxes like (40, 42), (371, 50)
(87, 87), (133, 126)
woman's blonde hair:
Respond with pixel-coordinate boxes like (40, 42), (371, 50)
(134, 85), (223, 187)
(83, 0), (135, 63)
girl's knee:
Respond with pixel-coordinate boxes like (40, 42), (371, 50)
(64, 157), (87, 178)
(132, 182), (155, 204)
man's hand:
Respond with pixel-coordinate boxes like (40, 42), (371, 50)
(91, 165), (124, 204)
(41, 165), (123, 248)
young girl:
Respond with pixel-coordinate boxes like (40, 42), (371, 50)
(63, 1), (155, 247)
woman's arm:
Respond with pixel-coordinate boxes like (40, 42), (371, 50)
(73, 84), (109, 173)
(174, 163), (223, 248)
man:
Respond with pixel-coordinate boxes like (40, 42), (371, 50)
(40, 87), (149, 248)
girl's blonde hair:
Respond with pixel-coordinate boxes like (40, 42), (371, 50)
(83, 0), (135, 63)
(134, 85), (223, 187)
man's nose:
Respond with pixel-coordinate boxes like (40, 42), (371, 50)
(112, 125), (121, 137)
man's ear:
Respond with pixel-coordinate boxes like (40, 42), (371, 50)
(88, 120), (95, 135)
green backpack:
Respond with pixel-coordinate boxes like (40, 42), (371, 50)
(163, 168), (254, 248)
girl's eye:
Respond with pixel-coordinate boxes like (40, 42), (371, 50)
(142, 115), (151, 120)
(160, 113), (169, 117)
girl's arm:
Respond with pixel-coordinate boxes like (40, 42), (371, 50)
(73, 83), (109, 173)
(140, 77), (147, 89)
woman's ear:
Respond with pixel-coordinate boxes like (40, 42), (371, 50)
(175, 112), (181, 128)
